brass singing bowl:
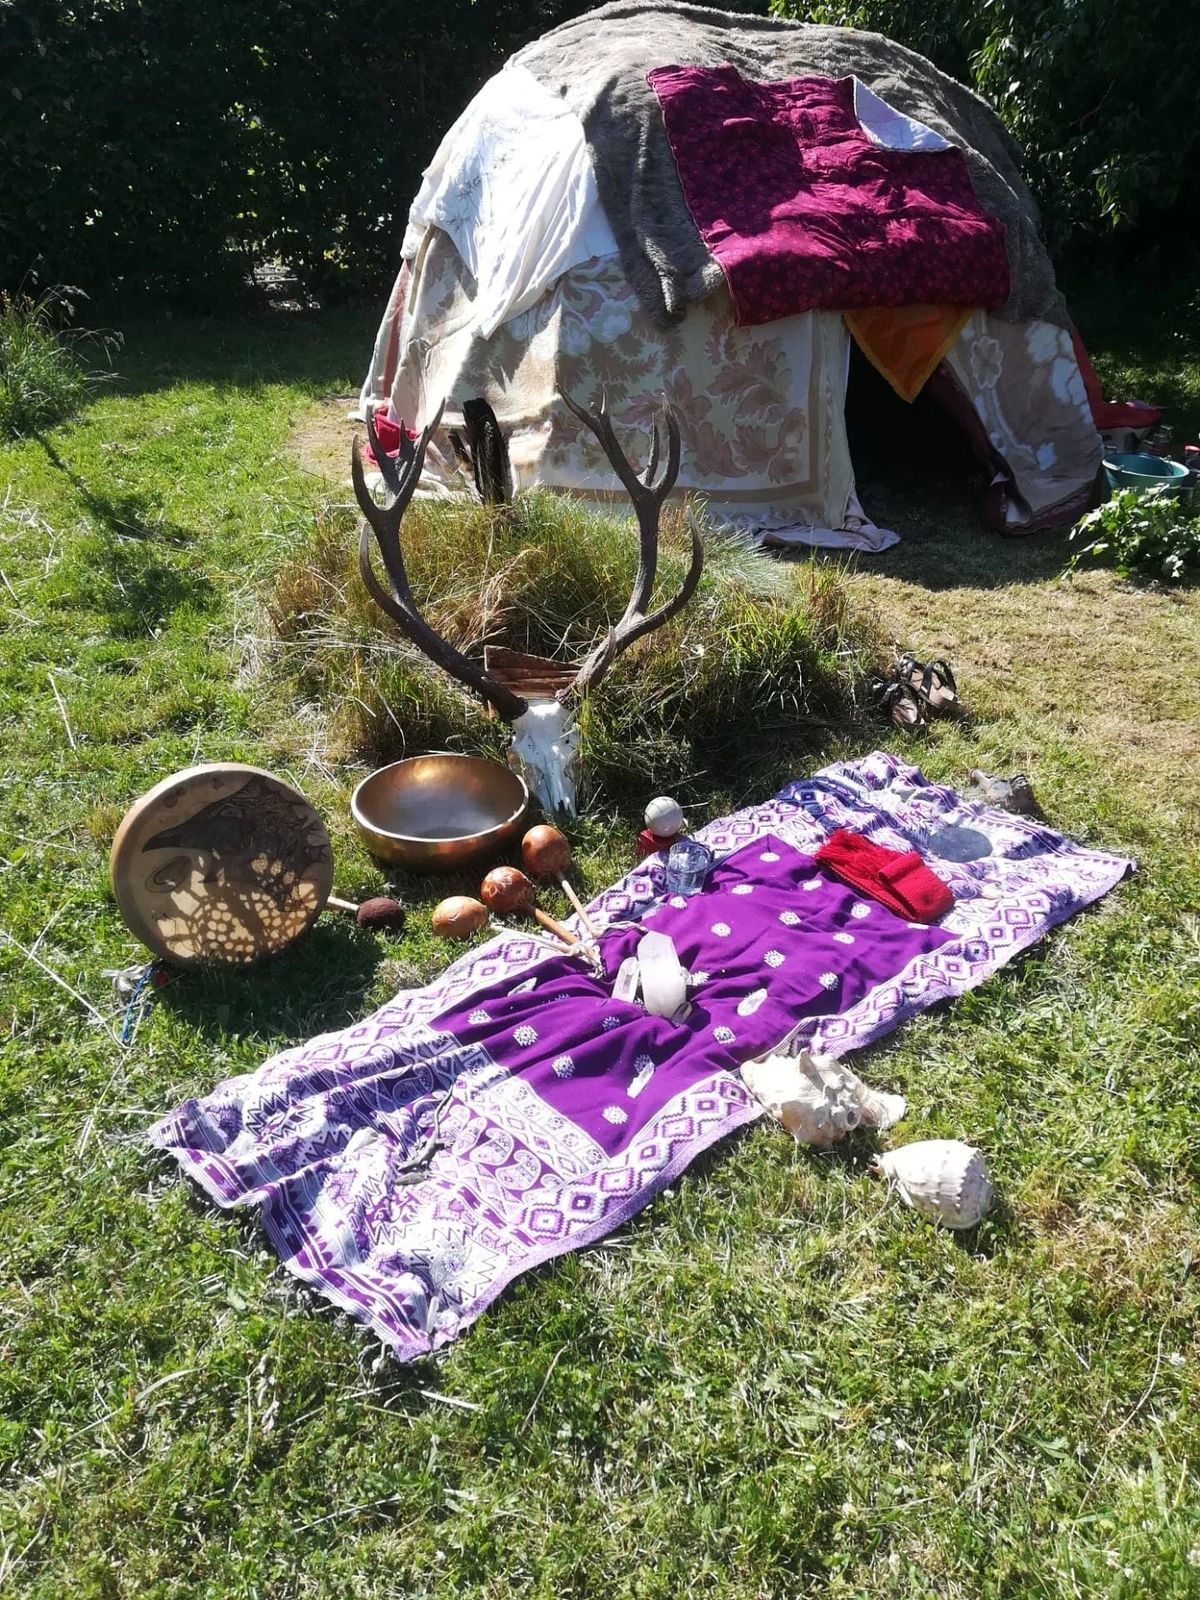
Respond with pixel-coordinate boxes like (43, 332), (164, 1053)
(351, 753), (529, 871)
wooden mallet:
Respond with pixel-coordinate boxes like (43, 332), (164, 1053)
(520, 825), (602, 945)
(325, 893), (407, 931)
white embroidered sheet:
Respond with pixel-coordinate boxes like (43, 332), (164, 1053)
(941, 313), (1103, 526)
(404, 63), (617, 337)
(402, 70), (943, 346)
(852, 80), (951, 152)
(357, 71), (1098, 550)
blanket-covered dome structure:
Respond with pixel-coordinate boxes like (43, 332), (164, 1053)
(359, 1), (1109, 549)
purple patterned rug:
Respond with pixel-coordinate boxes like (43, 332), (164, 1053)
(150, 754), (1132, 1360)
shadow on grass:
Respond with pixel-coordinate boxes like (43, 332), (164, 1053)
(37, 433), (218, 633)
(39, 434), (196, 545)
(107, 306), (371, 403)
(98, 535), (217, 637)
(771, 481), (1081, 593)
(159, 921), (384, 1044)
(853, 488), (1074, 593)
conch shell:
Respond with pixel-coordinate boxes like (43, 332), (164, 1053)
(875, 1139), (993, 1229)
(741, 1050), (906, 1147)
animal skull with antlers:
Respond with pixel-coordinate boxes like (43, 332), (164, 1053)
(351, 389), (704, 816)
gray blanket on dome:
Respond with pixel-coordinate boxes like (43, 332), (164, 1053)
(516, 0), (1067, 331)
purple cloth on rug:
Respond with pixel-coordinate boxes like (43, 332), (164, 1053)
(149, 754), (1131, 1361)
(646, 66), (1010, 326)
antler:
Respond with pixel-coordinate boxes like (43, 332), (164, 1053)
(352, 404), (530, 722)
(557, 387), (704, 696)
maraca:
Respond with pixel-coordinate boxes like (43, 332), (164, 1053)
(479, 866), (580, 949)
(520, 825), (601, 944)
(430, 896), (488, 940)
(326, 893), (406, 932)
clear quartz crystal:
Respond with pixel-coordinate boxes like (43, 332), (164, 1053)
(636, 931), (688, 1018)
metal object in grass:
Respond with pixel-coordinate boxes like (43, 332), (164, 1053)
(350, 389), (704, 815)
(351, 753), (528, 871)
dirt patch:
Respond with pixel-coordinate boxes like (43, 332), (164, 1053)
(290, 394), (364, 484)
(845, 514), (1200, 840)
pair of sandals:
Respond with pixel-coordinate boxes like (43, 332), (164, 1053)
(869, 651), (959, 730)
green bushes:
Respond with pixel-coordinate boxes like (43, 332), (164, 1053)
(3, 1), (1189, 306)
(777, 1), (1198, 256)
(1068, 486), (1200, 583)
(0, 0), (589, 305)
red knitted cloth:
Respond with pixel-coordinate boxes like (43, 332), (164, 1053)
(364, 407), (418, 467)
(814, 829), (954, 924)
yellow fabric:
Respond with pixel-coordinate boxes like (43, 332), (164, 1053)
(844, 304), (972, 402)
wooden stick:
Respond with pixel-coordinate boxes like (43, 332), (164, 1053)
(488, 919), (578, 959)
(0, 927), (119, 1043)
(47, 671), (77, 750)
(533, 906), (581, 948)
(557, 876), (601, 944)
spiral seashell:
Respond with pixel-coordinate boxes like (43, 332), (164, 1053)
(875, 1139), (993, 1229)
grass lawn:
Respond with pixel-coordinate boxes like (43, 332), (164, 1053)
(1, 291), (1198, 1599)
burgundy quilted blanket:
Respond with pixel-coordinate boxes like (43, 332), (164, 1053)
(648, 65), (1011, 326)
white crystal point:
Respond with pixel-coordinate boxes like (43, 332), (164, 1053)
(637, 931), (688, 1018)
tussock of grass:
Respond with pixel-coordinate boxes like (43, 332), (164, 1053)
(269, 491), (870, 803)
(0, 284), (118, 438)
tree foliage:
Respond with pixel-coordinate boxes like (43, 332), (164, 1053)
(1, 0), (1191, 304)
(0, 0), (588, 303)
(780, 0), (1198, 254)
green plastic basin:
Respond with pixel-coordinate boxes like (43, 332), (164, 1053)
(1103, 452), (1189, 493)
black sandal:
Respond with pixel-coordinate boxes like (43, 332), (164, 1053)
(868, 671), (926, 731)
(898, 652), (959, 716)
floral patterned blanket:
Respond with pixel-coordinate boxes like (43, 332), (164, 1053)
(150, 755), (1131, 1361)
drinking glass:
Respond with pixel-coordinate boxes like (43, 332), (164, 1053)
(665, 838), (712, 896)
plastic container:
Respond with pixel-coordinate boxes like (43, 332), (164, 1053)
(1103, 452), (1189, 494)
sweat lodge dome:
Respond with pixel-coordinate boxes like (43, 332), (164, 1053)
(359, 1), (1107, 550)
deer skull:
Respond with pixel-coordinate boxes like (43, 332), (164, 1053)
(350, 390), (703, 819)
(509, 701), (580, 815)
